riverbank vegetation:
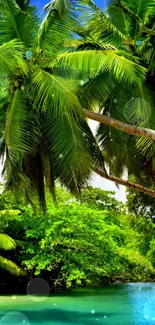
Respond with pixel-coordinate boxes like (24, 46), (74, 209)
(0, 186), (155, 293)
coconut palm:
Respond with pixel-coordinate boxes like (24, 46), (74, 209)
(0, 0), (105, 209)
(73, 0), (155, 186)
(0, 0), (155, 207)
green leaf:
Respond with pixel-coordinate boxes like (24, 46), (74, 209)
(0, 209), (21, 216)
(0, 0), (38, 46)
(0, 255), (25, 276)
(55, 50), (146, 85)
(30, 68), (82, 117)
(0, 40), (27, 76)
(0, 233), (16, 250)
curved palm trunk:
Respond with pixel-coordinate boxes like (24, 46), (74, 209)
(84, 110), (155, 141)
(94, 167), (155, 198)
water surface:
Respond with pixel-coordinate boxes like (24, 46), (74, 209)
(0, 283), (155, 324)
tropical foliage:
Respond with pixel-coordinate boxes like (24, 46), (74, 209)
(82, 0), (155, 185)
(1, 0), (155, 209)
(1, 187), (155, 292)
(126, 174), (155, 218)
(0, 210), (24, 276)
(0, 0), (99, 209)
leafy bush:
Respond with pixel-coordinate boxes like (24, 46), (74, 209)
(0, 187), (155, 291)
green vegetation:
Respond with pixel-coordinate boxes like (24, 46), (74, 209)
(86, 0), (155, 194)
(0, 186), (155, 293)
(1, 0), (155, 211)
(1, 0), (155, 294)
(0, 232), (23, 276)
(127, 174), (155, 219)
(0, 208), (24, 276)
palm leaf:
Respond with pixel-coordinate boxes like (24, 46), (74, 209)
(80, 72), (116, 110)
(64, 39), (115, 52)
(2, 90), (40, 194)
(0, 209), (21, 216)
(107, 4), (129, 35)
(55, 50), (146, 86)
(36, 9), (71, 54)
(29, 68), (82, 117)
(5, 90), (39, 162)
(22, 149), (47, 211)
(44, 0), (72, 18)
(96, 82), (150, 177)
(0, 233), (16, 250)
(0, 40), (27, 76)
(0, 255), (25, 276)
(0, 0), (38, 46)
(42, 110), (105, 194)
(36, 0), (82, 54)
(123, 0), (155, 21)
(80, 0), (127, 47)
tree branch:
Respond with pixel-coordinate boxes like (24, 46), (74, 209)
(94, 167), (155, 198)
(84, 110), (155, 141)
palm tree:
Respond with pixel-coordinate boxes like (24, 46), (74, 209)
(73, 0), (155, 188)
(0, 0), (155, 206)
(0, 0), (104, 209)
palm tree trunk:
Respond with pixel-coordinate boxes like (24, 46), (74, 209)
(94, 167), (155, 198)
(84, 110), (155, 141)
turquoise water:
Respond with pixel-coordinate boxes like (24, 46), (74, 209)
(0, 283), (155, 324)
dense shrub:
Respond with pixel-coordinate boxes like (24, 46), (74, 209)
(0, 187), (155, 292)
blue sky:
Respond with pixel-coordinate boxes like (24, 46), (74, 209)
(31, 0), (108, 11)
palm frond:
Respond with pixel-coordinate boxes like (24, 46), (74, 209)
(55, 50), (146, 86)
(144, 1), (155, 23)
(0, 40), (27, 76)
(36, 10), (71, 54)
(0, 255), (25, 276)
(42, 110), (105, 194)
(107, 4), (129, 35)
(96, 83), (151, 177)
(0, 0), (38, 46)
(5, 90), (39, 162)
(80, 73), (116, 110)
(44, 0), (72, 19)
(133, 84), (155, 159)
(80, 0), (127, 47)
(36, 0), (82, 54)
(22, 150), (47, 211)
(0, 233), (16, 250)
(29, 68), (82, 117)
(64, 39), (115, 51)
(2, 90), (40, 196)
(123, 0), (155, 21)
(0, 209), (21, 216)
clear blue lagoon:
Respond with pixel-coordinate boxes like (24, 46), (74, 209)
(0, 283), (155, 324)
